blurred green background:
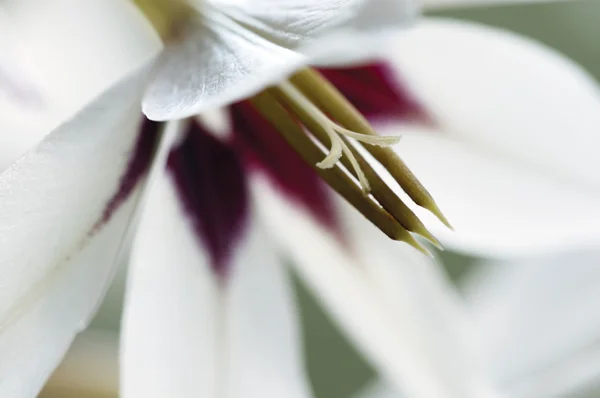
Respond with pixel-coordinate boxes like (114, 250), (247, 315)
(46, 1), (600, 397)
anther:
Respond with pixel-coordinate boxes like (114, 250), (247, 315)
(290, 68), (452, 229)
(274, 81), (399, 193)
(249, 91), (432, 256)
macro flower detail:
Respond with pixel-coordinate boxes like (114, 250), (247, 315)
(2, 0), (588, 396)
(131, 0), (419, 120)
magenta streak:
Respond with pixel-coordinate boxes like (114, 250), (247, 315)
(167, 120), (249, 278)
(96, 117), (162, 229)
(229, 101), (340, 235)
(318, 62), (434, 125)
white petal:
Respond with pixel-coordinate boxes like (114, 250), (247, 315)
(463, 250), (600, 397)
(143, 13), (304, 120)
(143, 0), (417, 120)
(0, 11), (55, 169)
(7, 0), (161, 118)
(0, 66), (151, 396)
(387, 19), (600, 188)
(394, 133), (600, 256)
(215, 0), (417, 64)
(253, 176), (499, 398)
(422, 0), (574, 10)
(122, 168), (311, 397)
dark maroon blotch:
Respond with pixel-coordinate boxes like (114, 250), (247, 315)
(167, 120), (249, 277)
(229, 101), (340, 234)
(318, 62), (434, 125)
(97, 117), (162, 228)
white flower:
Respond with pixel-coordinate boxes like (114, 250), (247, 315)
(383, 18), (600, 257)
(0, 0), (586, 397)
(347, 12), (600, 398)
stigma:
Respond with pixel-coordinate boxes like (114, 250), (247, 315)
(250, 68), (451, 255)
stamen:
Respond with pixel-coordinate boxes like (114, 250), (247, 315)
(246, 66), (450, 254)
(290, 68), (452, 228)
(275, 81), (398, 193)
(249, 91), (432, 256)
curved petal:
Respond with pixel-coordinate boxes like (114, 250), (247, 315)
(143, 0), (417, 120)
(121, 139), (311, 397)
(212, 0), (411, 48)
(8, 0), (161, 118)
(252, 176), (499, 398)
(143, 13), (304, 120)
(387, 18), (600, 188)
(393, 133), (600, 256)
(463, 249), (600, 397)
(375, 19), (600, 255)
(0, 66), (153, 396)
(0, 10), (56, 169)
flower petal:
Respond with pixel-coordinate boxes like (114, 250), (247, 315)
(394, 133), (600, 256)
(8, 0), (161, 118)
(143, 0), (417, 120)
(317, 63), (433, 125)
(0, 65), (154, 396)
(463, 249), (600, 397)
(253, 177), (498, 397)
(387, 18), (600, 188)
(377, 19), (600, 255)
(143, 14), (303, 120)
(216, 0), (417, 49)
(122, 127), (311, 397)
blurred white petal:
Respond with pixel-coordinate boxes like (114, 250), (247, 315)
(143, 13), (303, 121)
(122, 167), (311, 397)
(378, 19), (600, 255)
(144, 0), (417, 120)
(463, 250), (600, 397)
(253, 176), (496, 397)
(395, 134), (600, 256)
(388, 19), (600, 187)
(7, 0), (161, 118)
(0, 66), (151, 396)
(221, 0), (418, 65)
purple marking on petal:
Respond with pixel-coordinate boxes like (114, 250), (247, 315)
(318, 63), (434, 125)
(96, 117), (162, 228)
(167, 120), (249, 278)
(229, 101), (340, 235)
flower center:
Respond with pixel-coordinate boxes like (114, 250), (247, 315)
(133, 0), (194, 39)
(250, 68), (451, 254)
